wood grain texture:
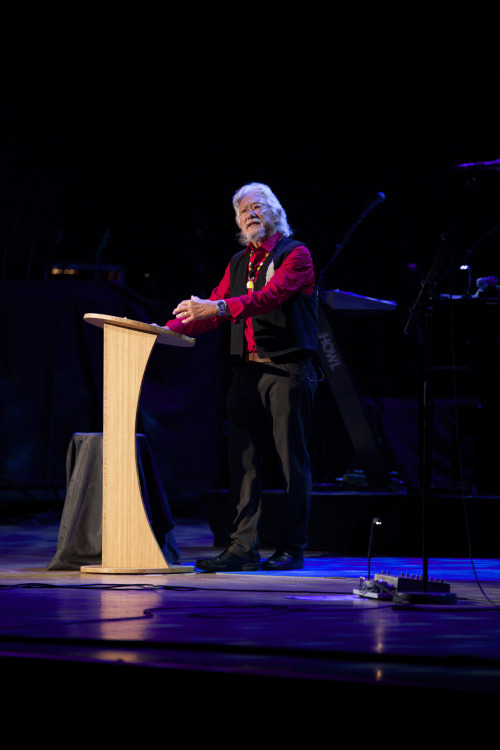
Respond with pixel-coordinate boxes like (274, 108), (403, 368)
(84, 313), (194, 347)
(81, 315), (195, 574)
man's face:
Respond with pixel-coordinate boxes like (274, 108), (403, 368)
(237, 191), (277, 246)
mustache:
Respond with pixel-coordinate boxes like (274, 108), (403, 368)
(239, 222), (267, 246)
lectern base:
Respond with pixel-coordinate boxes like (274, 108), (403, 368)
(80, 565), (195, 574)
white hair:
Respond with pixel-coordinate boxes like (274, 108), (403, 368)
(232, 182), (293, 239)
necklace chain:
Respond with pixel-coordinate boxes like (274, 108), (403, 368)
(247, 249), (270, 290)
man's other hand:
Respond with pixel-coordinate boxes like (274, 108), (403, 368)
(173, 296), (218, 324)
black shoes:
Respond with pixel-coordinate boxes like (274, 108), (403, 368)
(261, 550), (304, 571)
(195, 548), (304, 572)
(195, 549), (261, 572)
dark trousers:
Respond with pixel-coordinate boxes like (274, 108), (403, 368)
(226, 358), (317, 559)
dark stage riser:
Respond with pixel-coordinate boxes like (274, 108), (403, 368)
(205, 489), (500, 558)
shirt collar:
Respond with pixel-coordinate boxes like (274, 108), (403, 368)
(246, 231), (282, 255)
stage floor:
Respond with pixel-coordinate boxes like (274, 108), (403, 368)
(1, 510), (500, 723)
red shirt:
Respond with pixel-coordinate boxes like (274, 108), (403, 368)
(166, 232), (316, 353)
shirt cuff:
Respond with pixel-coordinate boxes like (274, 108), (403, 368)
(225, 297), (245, 319)
(164, 319), (185, 333)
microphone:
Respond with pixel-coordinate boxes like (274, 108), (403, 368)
(452, 158), (500, 171)
(359, 192), (386, 220)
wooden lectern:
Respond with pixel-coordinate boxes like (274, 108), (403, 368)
(81, 314), (196, 574)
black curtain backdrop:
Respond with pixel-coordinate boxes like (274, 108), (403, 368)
(0, 281), (224, 507)
(1, 6), (500, 502)
(3, 7), (500, 297)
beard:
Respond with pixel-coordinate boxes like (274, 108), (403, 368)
(237, 219), (274, 247)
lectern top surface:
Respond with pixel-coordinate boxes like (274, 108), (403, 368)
(83, 313), (195, 347)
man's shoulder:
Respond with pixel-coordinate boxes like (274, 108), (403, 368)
(273, 237), (310, 261)
(276, 237), (309, 252)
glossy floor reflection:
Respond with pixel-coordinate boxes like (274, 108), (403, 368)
(1, 511), (500, 718)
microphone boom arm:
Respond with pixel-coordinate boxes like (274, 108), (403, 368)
(320, 192), (385, 283)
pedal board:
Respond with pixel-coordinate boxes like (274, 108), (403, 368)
(374, 572), (451, 593)
(353, 572), (456, 603)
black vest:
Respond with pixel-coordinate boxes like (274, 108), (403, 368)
(229, 237), (319, 360)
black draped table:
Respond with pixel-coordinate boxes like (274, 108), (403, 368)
(47, 433), (180, 570)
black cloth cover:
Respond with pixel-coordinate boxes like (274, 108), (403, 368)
(47, 432), (180, 569)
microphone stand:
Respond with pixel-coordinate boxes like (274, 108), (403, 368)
(320, 230), (355, 284)
(320, 195), (384, 284)
(404, 235), (451, 600)
(318, 193), (392, 491)
(403, 217), (500, 603)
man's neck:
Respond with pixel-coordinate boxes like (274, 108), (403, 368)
(251, 231), (281, 251)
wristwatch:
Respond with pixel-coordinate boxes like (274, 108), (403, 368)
(216, 300), (228, 316)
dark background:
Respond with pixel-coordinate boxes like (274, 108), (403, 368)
(2, 4), (500, 504)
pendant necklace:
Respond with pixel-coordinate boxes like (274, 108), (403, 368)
(247, 249), (270, 290)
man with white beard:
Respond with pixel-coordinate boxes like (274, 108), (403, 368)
(165, 182), (319, 572)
